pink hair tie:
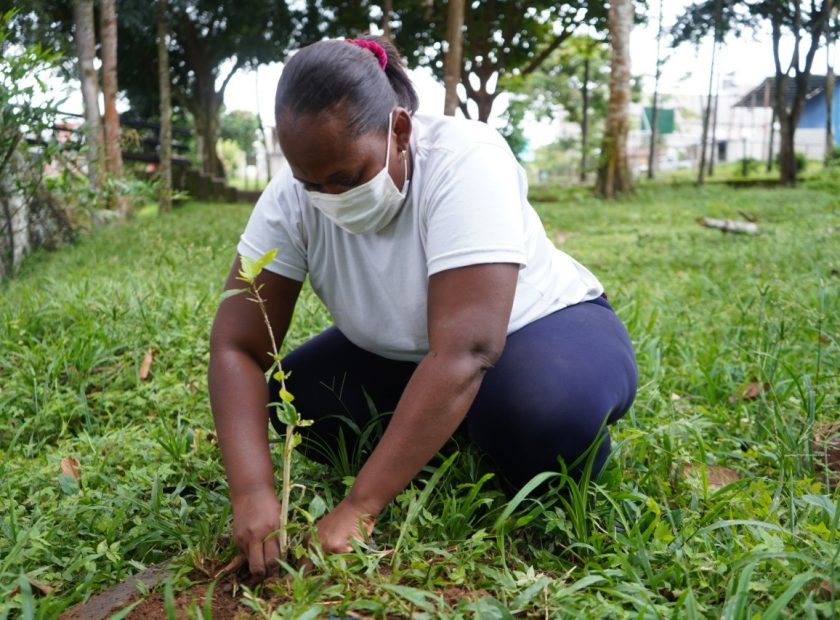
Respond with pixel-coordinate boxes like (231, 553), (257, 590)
(346, 38), (388, 71)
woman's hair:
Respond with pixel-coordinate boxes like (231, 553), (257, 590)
(274, 35), (419, 137)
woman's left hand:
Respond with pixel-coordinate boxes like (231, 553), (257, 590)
(314, 497), (376, 554)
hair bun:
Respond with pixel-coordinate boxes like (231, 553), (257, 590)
(345, 38), (388, 71)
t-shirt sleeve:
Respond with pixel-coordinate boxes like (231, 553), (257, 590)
(423, 143), (528, 276)
(237, 165), (308, 282)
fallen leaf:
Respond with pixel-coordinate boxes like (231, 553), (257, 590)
(60, 456), (81, 480)
(554, 231), (569, 246)
(810, 580), (835, 599)
(813, 423), (840, 490)
(670, 393), (681, 402)
(819, 333), (830, 344)
(680, 463), (740, 490)
(139, 348), (155, 380)
(28, 577), (54, 596)
(729, 380), (769, 403)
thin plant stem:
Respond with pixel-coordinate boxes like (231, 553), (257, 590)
(248, 281), (295, 559)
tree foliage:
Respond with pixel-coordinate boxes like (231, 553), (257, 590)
(503, 36), (610, 180)
(505, 36), (610, 127)
(301, 1), (611, 122)
(116, 0), (296, 177)
(220, 110), (260, 159)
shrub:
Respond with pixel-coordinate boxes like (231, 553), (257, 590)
(735, 157), (761, 178)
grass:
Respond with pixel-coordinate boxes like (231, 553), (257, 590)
(1, 179), (838, 618)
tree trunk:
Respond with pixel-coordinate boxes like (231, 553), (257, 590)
(192, 98), (225, 178)
(769, 1), (833, 185)
(255, 66), (273, 182)
(777, 113), (797, 184)
(580, 55), (590, 183)
(596, 0), (633, 199)
(157, 0), (173, 212)
(382, 0), (393, 42)
(177, 18), (236, 179)
(708, 91), (720, 177)
(100, 0), (128, 217)
(766, 106), (776, 172)
(826, 15), (836, 165)
(647, 0), (664, 180)
(73, 0), (101, 189)
(443, 0), (465, 116)
(698, 35), (718, 185)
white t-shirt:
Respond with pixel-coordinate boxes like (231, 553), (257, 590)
(237, 113), (603, 362)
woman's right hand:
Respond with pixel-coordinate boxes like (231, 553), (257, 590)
(232, 487), (282, 580)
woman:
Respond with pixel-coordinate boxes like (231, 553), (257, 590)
(209, 36), (637, 579)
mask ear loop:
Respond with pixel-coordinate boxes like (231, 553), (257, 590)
(384, 109), (395, 170)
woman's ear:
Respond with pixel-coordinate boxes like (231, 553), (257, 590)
(393, 107), (413, 153)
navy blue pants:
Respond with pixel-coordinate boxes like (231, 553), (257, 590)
(270, 296), (637, 488)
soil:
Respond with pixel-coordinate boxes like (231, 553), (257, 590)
(126, 576), (256, 619)
(61, 556), (489, 619)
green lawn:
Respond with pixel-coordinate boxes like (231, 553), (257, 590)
(1, 181), (838, 618)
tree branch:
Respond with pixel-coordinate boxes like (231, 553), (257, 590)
(522, 28), (574, 75)
(218, 56), (245, 97)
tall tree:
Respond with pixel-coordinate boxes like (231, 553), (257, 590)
(382, 0), (392, 41)
(698, 0), (721, 186)
(596, 0), (633, 199)
(100, 0), (122, 178)
(442, 0), (464, 116)
(116, 0), (295, 179)
(72, 0), (101, 189)
(826, 6), (837, 165)
(674, 0), (836, 186)
(157, 0), (173, 213)
(647, 0), (664, 180)
(100, 0), (128, 216)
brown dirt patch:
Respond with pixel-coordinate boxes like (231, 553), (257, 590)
(814, 422), (840, 490)
(679, 463), (740, 490)
(126, 576), (256, 620)
(436, 586), (491, 607)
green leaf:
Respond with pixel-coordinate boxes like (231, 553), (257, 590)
(380, 584), (442, 611)
(277, 402), (297, 426)
(238, 255), (256, 282)
(308, 495), (327, 520)
(762, 573), (815, 620)
(58, 473), (79, 495)
(511, 575), (551, 612)
(279, 387), (295, 403)
(219, 287), (247, 302)
(251, 248), (278, 276)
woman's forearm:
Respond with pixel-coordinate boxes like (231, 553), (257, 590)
(209, 347), (276, 498)
(346, 349), (490, 516)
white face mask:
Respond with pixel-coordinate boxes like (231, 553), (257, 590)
(306, 110), (409, 234)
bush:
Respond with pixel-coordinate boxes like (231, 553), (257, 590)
(735, 157), (761, 178)
(775, 151), (808, 173)
(827, 145), (840, 167)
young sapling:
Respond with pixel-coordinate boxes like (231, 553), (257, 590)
(221, 249), (312, 560)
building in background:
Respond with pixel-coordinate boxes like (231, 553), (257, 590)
(734, 76), (840, 161)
